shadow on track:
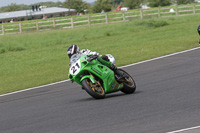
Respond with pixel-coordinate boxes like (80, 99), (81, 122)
(72, 91), (142, 102)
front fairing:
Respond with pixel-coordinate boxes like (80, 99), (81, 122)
(68, 53), (87, 85)
(68, 54), (123, 94)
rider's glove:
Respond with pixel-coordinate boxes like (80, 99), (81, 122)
(90, 52), (99, 56)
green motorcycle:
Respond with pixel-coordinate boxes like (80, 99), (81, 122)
(68, 53), (136, 99)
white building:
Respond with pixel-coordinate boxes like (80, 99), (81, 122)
(0, 7), (76, 23)
(121, 7), (129, 11)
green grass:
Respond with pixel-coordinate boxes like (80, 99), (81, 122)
(0, 14), (200, 94)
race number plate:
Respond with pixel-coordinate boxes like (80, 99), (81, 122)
(69, 60), (81, 75)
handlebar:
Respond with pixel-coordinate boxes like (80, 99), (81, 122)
(87, 55), (99, 62)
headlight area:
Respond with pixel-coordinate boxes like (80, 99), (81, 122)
(69, 74), (73, 80)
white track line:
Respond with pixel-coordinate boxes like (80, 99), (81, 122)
(0, 80), (69, 97)
(1, 46), (200, 97)
(167, 125), (200, 133)
(120, 47), (200, 68)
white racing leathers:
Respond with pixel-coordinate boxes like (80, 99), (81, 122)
(80, 49), (115, 65)
(80, 49), (99, 56)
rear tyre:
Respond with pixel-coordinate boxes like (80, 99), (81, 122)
(117, 69), (136, 94)
(81, 78), (105, 99)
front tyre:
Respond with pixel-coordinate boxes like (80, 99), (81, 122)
(117, 69), (136, 94)
(81, 78), (105, 99)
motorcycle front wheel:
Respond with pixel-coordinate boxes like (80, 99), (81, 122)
(81, 78), (105, 99)
(117, 69), (136, 94)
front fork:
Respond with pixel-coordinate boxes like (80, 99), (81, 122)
(81, 73), (104, 93)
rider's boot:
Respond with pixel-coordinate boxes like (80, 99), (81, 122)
(98, 55), (128, 78)
(110, 64), (128, 78)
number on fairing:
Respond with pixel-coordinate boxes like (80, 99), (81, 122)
(70, 61), (81, 75)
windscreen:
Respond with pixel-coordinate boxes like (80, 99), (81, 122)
(70, 53), (82, 65)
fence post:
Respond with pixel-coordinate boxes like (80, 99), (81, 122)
(105, 14), (108, 24)
(158, 7), (161, 18)
(140, 9), (143, 19)
(176, 6), (178, 16)
(122, 12), (125, 21)
(36, 21), (39, 31)
(53, 19), (56, 28)
(71, 18), (74, 28)
(88, 15), (91, 26)
(193, 5), (196, 14)
(2, 25), (4, 35)
(19, 23), (22, 33)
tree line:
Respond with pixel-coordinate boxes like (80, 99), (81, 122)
(0, 0), (196, 14)
(0, 2), (62, 13)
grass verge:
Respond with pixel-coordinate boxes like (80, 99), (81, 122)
(0, 15), (199, 95)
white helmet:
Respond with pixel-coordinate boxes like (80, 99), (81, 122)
(106, 54), (115, 65)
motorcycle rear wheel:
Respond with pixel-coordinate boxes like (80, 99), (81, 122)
(81, 78), (105, 99)
(117, 69), (136, 94)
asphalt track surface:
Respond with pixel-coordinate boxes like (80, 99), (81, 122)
(1, 48), (200, 133)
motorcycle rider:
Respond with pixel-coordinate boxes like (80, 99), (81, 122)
(67, 44), (126, 78)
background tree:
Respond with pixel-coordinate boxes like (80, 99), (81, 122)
(92, 0), (112, 13)
(3, 3), (20, 12)
(123, 0), (143, 9)
(175, 0), (195, 5)
(84, 3), (93, 14)
(63, 0), (88, 13)
(111, 0), (123, 10)
(147, 0), (171, 7)
(33, 1), (63, 7)
(0, 2), (63, 13)
(111, 0), (123, 5)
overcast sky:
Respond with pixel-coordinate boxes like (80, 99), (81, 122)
(0, 0), (96, 7)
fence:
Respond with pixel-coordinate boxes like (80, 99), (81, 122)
(1, 5), (200, 35)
